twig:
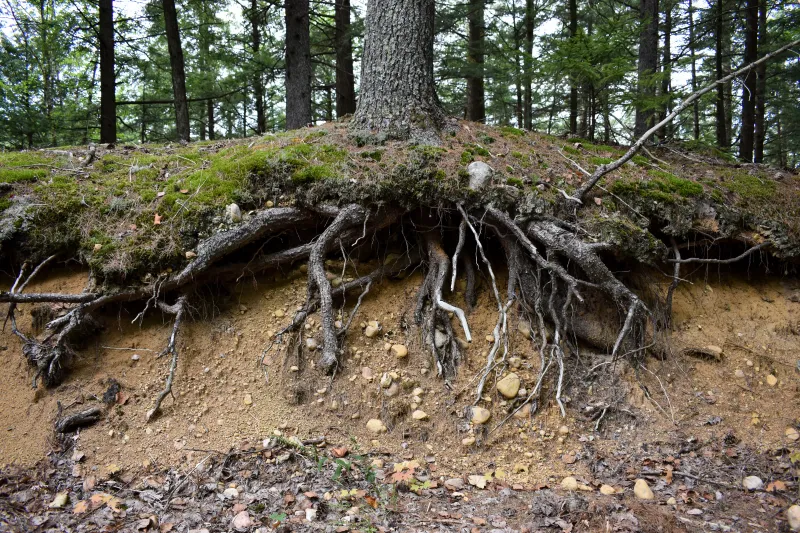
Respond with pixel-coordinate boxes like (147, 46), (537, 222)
(146, 296), (187, 421)
(668, 241), (769, 264)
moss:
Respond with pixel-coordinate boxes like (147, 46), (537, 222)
(413, 145), (447, 161)
(506, 177), (524, 188)
(720, 170), (776, 200)
(632, 155), (649, 166)
(499, 126), (524, 137)
(0, 197), (11, 212)
(460, 151), (474, 165)
(361, 149), (384, 162)
(292, 164), (336, 184)
(562, 145), (579, 156)
(477, 133), (495, 144)
(589, 156), (614, 166)
(646, 170), (704, 197)
(510, 151), (523, 159)
(0, 168), (48, 183)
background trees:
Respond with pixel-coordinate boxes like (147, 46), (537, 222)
(0, 0), (797, 167)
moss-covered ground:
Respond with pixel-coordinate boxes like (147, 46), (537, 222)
(1, 120), (798, 288)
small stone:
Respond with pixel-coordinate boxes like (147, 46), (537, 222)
(243, 394), (253, 406)
(49, 492), (69, 508)
(366, 419), (386, 434)
(185, 251), (197, 259)
(380, 374), (392, 388)
(131, 354), (140, 361)
(445, 478), (464, 491)
(786, 427), (800, 441)
(496, 373), (521, 399)
(471, 407), (491, 425)
(412, 387), (424, 396)
(735, 369), (745, 378)
(599, 485), (615, 495)
(561, 477), (578, 491)
(226, 203), (242, 223)
(361, 367), (374, 380)
(384, 382), (400, 397)
(364, 325), (380, 338)
(274, 309), (285, 318)
(517, 321), (532, 339)
(634, 479), (654, 500)
(467, 161), (494, 190)
(231, 511), (252, 530)
(411, 410), (428, 421)
(485, 334), (495, 343)
(786, 505), (800, 531)
(462, 436), (476, 446)
(667, 497), (677, 505)
(289, 365), (299, 372)
(223, 487), (240, 499)
(434, 330), (448, 348)
(766, 374), (778, 386)
(742, 476), (763, 490)
(558, 425), (570, 435)
(265, 200), (274, 208)
(305, 508), (317, 521)
(746, 360), (754, 366)
(704, 345), (723, 358)
(391, 344), (408, 358)
(93, 243), (102, 252)
(305, 338), (318, 351)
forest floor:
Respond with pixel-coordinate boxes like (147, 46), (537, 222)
(1, 122), (800, 532)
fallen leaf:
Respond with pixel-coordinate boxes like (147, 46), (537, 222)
(83, 475), (96, 492)
(153, 213), (162, 225)
(364, 495), (378, 508)
(468, 474), (487, 489)
(157, 191), (165, 198)
(390, 469), (415, 483)
(72, 500), (89, 514)
(561, 453), (576, 464)
(180, 189), (189, 194)
(135, 518), (152, 530)
(116, 392), (129, 405)
(105, 464), (121, 476)
(160, 524), (174, 533)
(330, 446), (348, 458)
(472, 517), (487, 525)
(594, 197), (602, 206)
(49, 492), (69, 508)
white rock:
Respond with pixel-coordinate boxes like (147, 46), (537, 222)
(434, 330), (448, 348)
(391, 344), (408, 358)
(364, 325), (380, 338)
(735, 369), (745, 378)
(467, 161), (494, 190)
(384, 382), (400, 397)
(380, 373), (392, 388)
(223, 487), (240, 499)
(742, 476), (763, 490)
(561, 477), (578, 491)
(231, 510), (252, 530)
(305, 338), (318, 351)
(226, 203), (242, 223)
(786, 505), (800, 531)
(496, 373), (521, 399)
(766, 374), (778, 386)
(305, 508), (317, 521)
(366, 419), (386, 434)
(634, 479), (654, 500)
(599, 484), (615, 495)
(411, 410), (428, 421)
(786, 427), (800, 441)
(361, 367), (374, 380)
(471, 407), (491, 424)
(462, 436), (476, 446)
(131, 354), (140, 361)
(517, 321), (532, 339)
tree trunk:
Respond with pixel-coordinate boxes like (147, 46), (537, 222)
(207, 99), (215, 140)
(162, 0), (190, 142)
(99, 0), (116, 144)
(251, 0), (265, 134)
(466, 0), (485, 122)
(688, 0), (699, 140)
(523, 0), (534, 130)
(285, 0), (312, 130)
(334, 0), (356, 117)
(660, 0), (672, 141)
(714, 0), (728, 148)
(753, 0), (767, 163)
(634, 0), (659, 137)
(568, 0), (578, 135)
(350, 0), (444, 141)
(739, 0), (758, 161)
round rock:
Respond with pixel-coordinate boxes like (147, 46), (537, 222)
(391, 344), (408, 358)
(742, 476), (763, 490)
(366, 419), (387, 434)
(561, 477), (578, 491)
(496, 373), (521, 399)
(466, 161), (494, 190)
(634, 479), (654, 500)
(471, 407), (491, 425)
(411, 410), (429, 421)
(787, 505), (800, 532)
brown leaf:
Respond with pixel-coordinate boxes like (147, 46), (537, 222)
(136, 518), (152, 530)
(364, 495), (378, 508)
(72, 500), (89, 514)
(83, 475), (96, 492)
(160, 524), (174, 533)
(180, 189), (189, 194)
(153, 213), (162, 225)
(157, 191), (166, 198)
(390, 469), (415, 483)
(116, 392), (129, 405)
(330, 446), (349, 458)
(561, 454), (576, 465)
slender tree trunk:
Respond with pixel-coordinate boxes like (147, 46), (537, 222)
(660, 0), (672, 141)
(602, 91), (611, 144)
(523, 0), (534, 129)
(568, 0), (578, 135)
(753, 0), (767, 163)
(251, 0), (265, 134)
(775, 109), (785, 167)
(285, 0), (312, 130)
(99, 0), (116, 144)
(334, 0), (356, 117)
(714, 0), (728, 148)
(739, 0), (758, 161)
(350, 0), (444, 141)
(162, 0), (190, 142)
(688, 0), (699, 140)
(466, 0), (485, 122)
(634, 0), (659, 137)
(207, 99), (215, 140)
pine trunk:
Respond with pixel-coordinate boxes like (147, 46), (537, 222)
(350, 0), (444, 141)
(753, 0), (767, 163)
(99, 0), (116, 144)
(251, 0), (265, 134)
(466, 0), (485, 122)
(334, 0), (356, 117)
(162, 0), (190, 142)
(523, 0), (534, 130)
(714, 0), (728, 148)
(568, 0), (578, 135)
(285, 0), (312, 130)
(689, 0), (699, 140)
(660, 0), (672, 140)
(207, 99), (215, 140)
(634, 0), (659, 138)
(739, 0), (758, 161)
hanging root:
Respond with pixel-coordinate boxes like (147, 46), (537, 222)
(146, 296), (188, 421)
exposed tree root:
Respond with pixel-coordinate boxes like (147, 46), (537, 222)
(146, 296), (187, 421)
(55, 406), (102, 433)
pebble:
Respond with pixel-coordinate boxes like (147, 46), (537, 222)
(412, 387), (424, 396)
(131, 354), (140, 361)
(231, 511), (252, 530)
(705, 345), (723, 358)
(411, 410), (428, 421)
(223, 487), (239, 499)
(561, 477), (578, 491)
(445, 478), (464, 491)
(558, 425), (570, 435)
(599, 485), (615, 495)
(366, 419), (387, 434)
(243, 394), (253, 406)
(786, 505), (800, 531)
(496, 373), (521, 399)
(305, 338), (318, 351)
(226, 203), (242, 223)
(380, 374), (392, 388)
(274, 309), (285, 318)
(471, 407), (491, 425)
(786, 427), (800, 441)
(485, 334), (495, 343)
(384, 382), (400, 397)
(462, 436), (476, 446)
(766, 374), (778, 386)
(735, 369), (745, 378)
(185, 251), (197, 259)
(305, 508), (317, 521)
(667, 497), (677, 505)
(265, 200), (274, 208)
(634, 479), (654, 500)
(361, 367), (374, 380)
(364, 325), (380, 338)
(289, 366), (299, 372)
(391, 344), (408, 358)
(434, 330), (448, 349)
(742, 476), (763, 490)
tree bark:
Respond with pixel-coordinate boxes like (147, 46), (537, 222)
(634, 0), (659, 137)
(523, 0), (534, 129)
(739, 0), (758, 161)
(162, 0), (190, 142)
(350, 0), (444, 141)
(714, 0), (728, 148)
(99, 0), (116, 144)
(660, 0), (672, 141)
(568, 0), (578, 135)
(466, 0), (485, 122)
(285, 0), (312, 130)
(334, 0), (356, 117)
(688, 0), (699, 140)
(753, 0), (767, 163)
(251, 0), (265, 134)
(207, 99), (215, 140)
